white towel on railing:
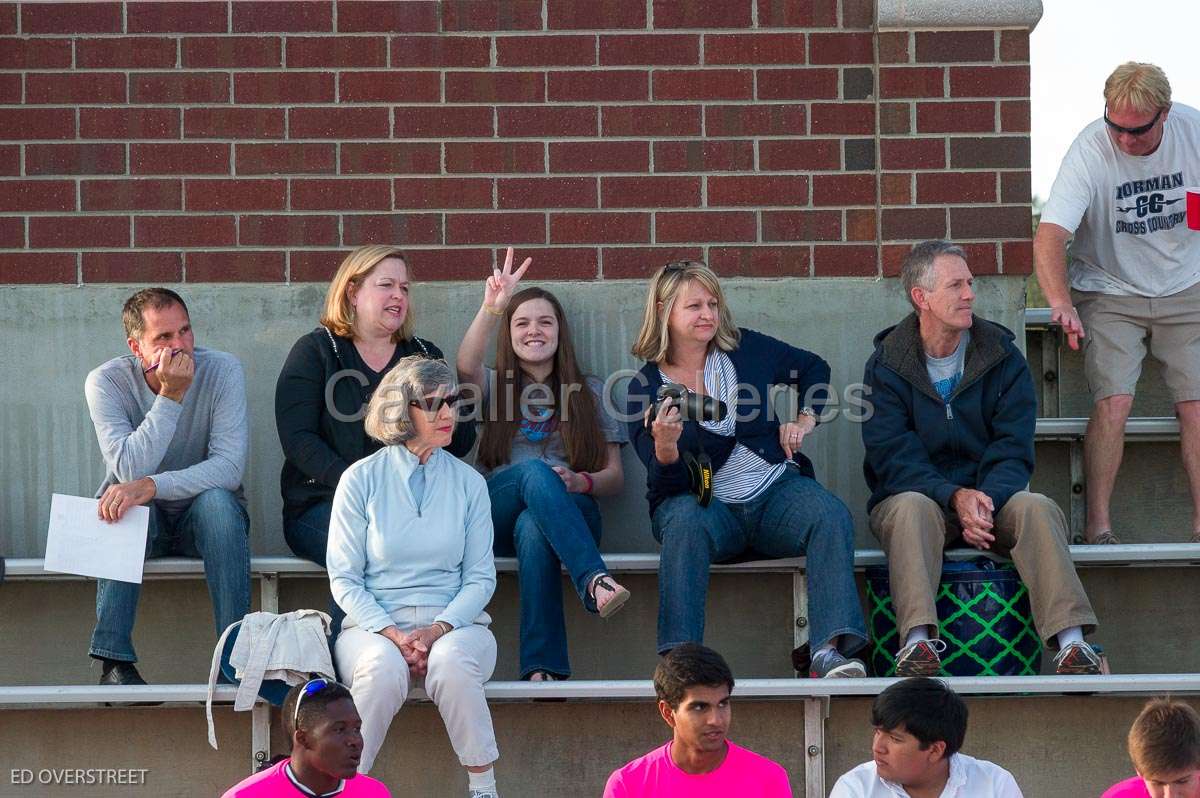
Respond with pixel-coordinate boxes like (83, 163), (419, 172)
(206, 609), (334, 749)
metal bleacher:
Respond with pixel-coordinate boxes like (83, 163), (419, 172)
(3, 305), (1200, 796)
(7, 533), (1200, 796)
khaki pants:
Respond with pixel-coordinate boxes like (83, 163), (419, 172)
(869, 491), (1097, 647)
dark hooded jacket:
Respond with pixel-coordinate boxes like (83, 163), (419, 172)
(861, 313), (1036, 515)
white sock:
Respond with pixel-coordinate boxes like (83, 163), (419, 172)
(815, 642), (837, 658)
(905, 627), (932, 649)
(1056, 627), (1084, 649)
(468, 768), (497, 794)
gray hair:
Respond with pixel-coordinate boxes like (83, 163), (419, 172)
(364, 355), (455, 446)
(901, 240), (966, 310)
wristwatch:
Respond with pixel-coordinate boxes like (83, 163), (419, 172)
(798, 407), (818, 422)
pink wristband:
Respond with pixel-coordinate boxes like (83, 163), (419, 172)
(580, 472), (594, 494)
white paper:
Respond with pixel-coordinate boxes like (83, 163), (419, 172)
(44, 493), (149, 584)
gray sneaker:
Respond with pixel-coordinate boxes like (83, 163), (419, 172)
(894, 639), (946, 677)
(1053, 641), (1102, 675)
(809, 648), (866, 678)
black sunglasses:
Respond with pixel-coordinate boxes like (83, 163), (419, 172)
(408, 392), (462, 413)
(662, 260), (706, 275)
(1103, 106), (1163, 137)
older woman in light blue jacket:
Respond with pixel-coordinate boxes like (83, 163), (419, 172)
(327, 355), (500, 797)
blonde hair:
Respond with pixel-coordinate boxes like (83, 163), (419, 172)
(1104, 62), (1171, 113)
(630, 261), (740, 363)
(363, 355), (455, 446)
(320, 245), (413, 341)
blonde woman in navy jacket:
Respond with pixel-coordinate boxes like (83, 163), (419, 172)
(626, 260), (867, 678)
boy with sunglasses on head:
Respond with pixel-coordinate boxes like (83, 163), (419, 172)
(1036, 62), (1200, 547)
(221, 678), (391, 797)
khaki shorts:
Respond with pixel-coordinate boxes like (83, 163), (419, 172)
(1072, 280), (1200, 403)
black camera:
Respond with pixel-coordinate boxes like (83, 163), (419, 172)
(648, 382), (728, 424)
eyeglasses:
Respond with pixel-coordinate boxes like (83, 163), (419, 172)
(408, 392), (462, 413)
(1103, 106), (1163, 137)
(291, 677), (347, 732)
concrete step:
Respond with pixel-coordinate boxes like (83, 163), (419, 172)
(3, 558), (1198, 686)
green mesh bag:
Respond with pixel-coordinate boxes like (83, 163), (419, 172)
(866, 558), (1042, 676)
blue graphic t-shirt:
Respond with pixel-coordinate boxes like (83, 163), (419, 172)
(519, 405), (557, 443)
(475, 366), (627, 478)
(926, 331), (969, 403)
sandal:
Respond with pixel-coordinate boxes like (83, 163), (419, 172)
(527, 670), (568, 702)
(1090, 530), (1121, 545)
(590, 574), (630, 619)
(527, 670), (565, 682)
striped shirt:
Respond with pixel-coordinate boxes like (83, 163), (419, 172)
(661, 349), (788, 504)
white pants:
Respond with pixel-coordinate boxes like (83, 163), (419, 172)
(334, 606), (499, 773)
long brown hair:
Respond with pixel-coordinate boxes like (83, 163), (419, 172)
(477, 287), (607, 473)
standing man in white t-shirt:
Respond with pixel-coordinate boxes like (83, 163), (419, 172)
(1035, 62), (1200, 545)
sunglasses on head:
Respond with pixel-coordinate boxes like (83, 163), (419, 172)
(408, 392), (462, 413)
(291, 677), (347, 731)
(663, 260), (705, 275)
(1103, 106), (1163, 137)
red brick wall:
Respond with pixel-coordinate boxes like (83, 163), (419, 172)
(0, 0), (1032, 284)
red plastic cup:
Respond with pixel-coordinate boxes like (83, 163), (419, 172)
(1188, 187), (1200, 231)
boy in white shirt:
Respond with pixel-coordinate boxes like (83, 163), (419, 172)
(830, 678), (1023, 798)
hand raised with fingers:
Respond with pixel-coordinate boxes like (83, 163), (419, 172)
(484, 246), (532, 314)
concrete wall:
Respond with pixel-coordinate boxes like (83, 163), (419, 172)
(0, 276), (1025, 559)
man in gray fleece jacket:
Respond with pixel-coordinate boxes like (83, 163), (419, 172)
(84, 287), (251, 686)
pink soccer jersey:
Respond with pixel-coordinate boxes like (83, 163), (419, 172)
(604, 741), (792, 798)
(221, 760), (391, 798)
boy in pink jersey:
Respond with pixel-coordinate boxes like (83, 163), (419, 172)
(222, 679), (391, 798)
(603, 644), (792, 797)
(1103, 699), (1200, 798)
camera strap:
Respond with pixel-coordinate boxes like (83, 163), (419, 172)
(684, 451), (714, 507)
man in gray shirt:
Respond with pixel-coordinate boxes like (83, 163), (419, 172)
(85, 287), (250, 686)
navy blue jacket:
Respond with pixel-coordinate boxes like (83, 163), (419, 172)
(627, 328), (831, 517)
(861, 313), (1036, 515)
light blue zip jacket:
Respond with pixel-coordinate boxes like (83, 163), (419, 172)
(328, 444), (496, 633)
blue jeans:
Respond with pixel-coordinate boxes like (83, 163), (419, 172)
(651, 468), (867, 656)
(90, 488), (251, 663)
(488, 460), (607, 679)
(282, 499), (346, 640)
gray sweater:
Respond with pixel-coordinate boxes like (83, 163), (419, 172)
(84, 347), (249, 518)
